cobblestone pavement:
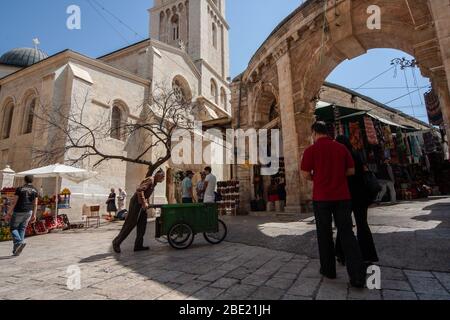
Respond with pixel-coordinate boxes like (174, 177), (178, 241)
(0, 199), (449, 300)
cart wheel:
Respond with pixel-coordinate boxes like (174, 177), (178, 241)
(168, 223), (195, 250)
(204, 219), (227, 245)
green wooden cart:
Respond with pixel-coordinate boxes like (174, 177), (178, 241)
(154, 203), (227, 250)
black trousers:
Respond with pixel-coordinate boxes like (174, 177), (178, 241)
(113, 195), (148, 249)
(313, 201), (365, 282)
(336, 205), (379, 263)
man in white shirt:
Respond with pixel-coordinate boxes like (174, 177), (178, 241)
(203, 167), (217, 204)
(117, 188), (127, 211)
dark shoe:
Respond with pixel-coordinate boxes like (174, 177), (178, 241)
(12, 243), (20, 255)
(13, 243), (26, 256)
(336, 256), (346, 266)
(134, 246), (150, 252)
(350, 279), (366, 289)
(320, 268), (337, 279)
(112, 241), (121, 254)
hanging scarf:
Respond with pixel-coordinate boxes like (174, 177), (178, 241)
(364, 116), (379, 145)
(396, 128), (407, 162)
(383, 126), (395, 149)
(349, 121), (364, 150)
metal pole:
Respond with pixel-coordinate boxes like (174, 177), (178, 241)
(55, 175), (59, 223)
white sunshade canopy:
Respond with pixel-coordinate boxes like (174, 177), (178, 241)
(16, 163), (97, 183)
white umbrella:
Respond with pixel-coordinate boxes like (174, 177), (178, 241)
(16, 163), (98, 219)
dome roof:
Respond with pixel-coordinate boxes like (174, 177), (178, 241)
(0, 47), (48, 67)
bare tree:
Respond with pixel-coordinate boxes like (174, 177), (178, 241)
(33, 83), (196, 177)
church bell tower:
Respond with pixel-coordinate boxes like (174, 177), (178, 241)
(149, 0), (230, 83)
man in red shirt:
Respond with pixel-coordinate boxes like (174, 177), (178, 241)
(301, 122), (366, 288)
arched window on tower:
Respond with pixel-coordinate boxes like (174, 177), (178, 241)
(159, 11), (166, 42)
(220, 87), (227, 110)
(171, 14), (180, 41)
(111, 105), (124, 141)
(23, 97), (36, 134)
(212, 23), (217, 49)
(210, 79), (218, 105)
(2, 102), (14, 140)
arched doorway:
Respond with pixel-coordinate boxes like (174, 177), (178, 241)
(233, 0), (450, 213)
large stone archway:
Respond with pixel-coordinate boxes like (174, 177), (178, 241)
(232, 0), (450, 214)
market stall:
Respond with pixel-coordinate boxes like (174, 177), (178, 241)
(217, 181), (240, 216)
(0, 164), (97, 242)
(315, 103), (449, 201)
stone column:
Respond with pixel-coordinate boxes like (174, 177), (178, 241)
(429, 0), (450, 138)
(295, 110), (315, 212)
(274, 41), (302, 216)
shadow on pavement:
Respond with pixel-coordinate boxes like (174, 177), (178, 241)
(73, 199), (450, 299)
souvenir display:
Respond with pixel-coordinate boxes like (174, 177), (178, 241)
(217, 181), (240, 216)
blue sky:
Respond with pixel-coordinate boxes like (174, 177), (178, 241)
(0, 0), (430, 122)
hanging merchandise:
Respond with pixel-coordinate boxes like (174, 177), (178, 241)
(349, 121), (364, 150)
(424, 88), (443, 126)
(333, 107), (342, 137)
(343, 122), (350, 138)
(375, 121), (385, 145)
(383, 126), (395, 149)
(396, 128), (407, 163)
(364, 116), (379, 145)
(423, 131), (437, 154)
(407, 133), (423, 164)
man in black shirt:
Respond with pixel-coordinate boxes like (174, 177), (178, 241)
(375, 158), (397, 203)
(7, 175), (38, 256)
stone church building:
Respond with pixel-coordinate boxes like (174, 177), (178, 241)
(0, 0), (231, 219)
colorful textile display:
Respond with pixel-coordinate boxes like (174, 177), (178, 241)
(423, 131), (442, 154)
(424, 88), (443, 126)
(364, 116), (379, 145)
(375, 121), (385, 145)
(349, 121), (364, 150)
(406, 132), (424, 164)
(396, 128), (407, 162)
(383, 126), (395, 149)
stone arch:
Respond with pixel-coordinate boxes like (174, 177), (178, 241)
(110, 99), (129, 142)
(20, 88), (39, 135)
(252, 82), (279, 128)
(220, 87), (227, 110)
(159, 11), (166, 42)
(212, 22), (218, 49)
(210, 78), (218, 105)
(238, 0), (450, 212)
(171, 13), (180, 41)
(1, 97), (15, 140)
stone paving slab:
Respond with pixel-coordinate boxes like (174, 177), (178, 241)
(0, 198), (449, 300)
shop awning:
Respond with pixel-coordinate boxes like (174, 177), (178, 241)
(315, 102), (408, 129)
(367, 113), (407, 129)
(16, 164), (98, 219)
